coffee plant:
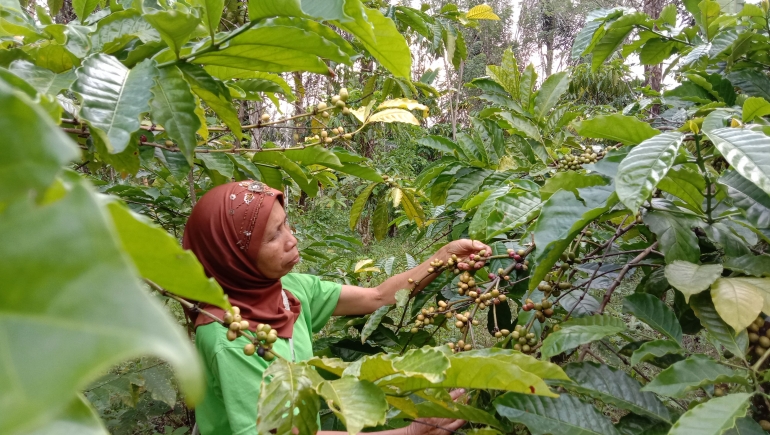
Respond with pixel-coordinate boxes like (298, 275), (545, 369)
(2, 0), (770, 434)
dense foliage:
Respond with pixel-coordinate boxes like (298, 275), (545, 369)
(2, 0), (770, 434)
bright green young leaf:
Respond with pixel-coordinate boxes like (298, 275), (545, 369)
(257, 359), (322, 435)
(719, 169), (770, 229)
(664, 261), (723, 301)
(179, 64), (243, 140)
(669, 393), (752, 435)
(724, 254), (770, 277)
(72, 55), (157, 153)
(690, 292), (749, 359)
(149, 65), (200, 164)
(317, 377), (388, 435)
(551, 362), (670, 423)
(401, 189), (425, 226)
(367, 108), (420, 125)
(0, 183), (203, 435)
(334, 5), (411, 78)
(349, 183), (377, 230)
(540, 172), (608, 200)
(643, 211), (700, 263)
(630, 340), (685, 367)
(88, 10), (161, 54)
(705, 127), (770, 196)
(494, 392), (620, 435)
(144, 10), (201, 58)
(657, 165), (706, 213)
(533, 71), (570, 121)
(496, 111), (542, 142)
(591, 13), (647, 71)
(640, 38), (676, 65)
(742, 97), (770, 123)
(24, 394), (109, 435)
(541, 315), (626, 360)
(372, 197), (389, 241)
(190, 0), (224, 36)
(711, 277), (763, 332)
(72, 0), (98, 22)
(623, 293), (683, 343)
(199, 153), (235, 179)
(0, 77), (79, 204)
(571, 18), (604, 60)
(106, 202), (228, 308)
(346, 347), (450, 384)
(641, 355), (750, 398)
(616, 131), (684, 213)
(573, 114), (660, 146)
(469, 189), (541, 240)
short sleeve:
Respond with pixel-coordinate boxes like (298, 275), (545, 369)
(283, 273), (341, 333)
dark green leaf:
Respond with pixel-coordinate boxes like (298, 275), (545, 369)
(179, 64), (243, 140)
(149, 65), (200, 164)
(724, 254), (770, 277)
(640, 38), (675, 65)
(727, 70), (770, 101)
(690, 292), (748, 358)
(719, 169), (770, 229)
(8, 60), (75, 95)
(630, 340), (684, 367)
(615, 413), (670, 435)
(641, 355), (750, 398)
(657, 166), (705, 213)
(723, 417), (768, 435)
(591, 13), (647, 71)
(669, 393), (752, 435)
(540, 172), (609, 200)
(541, 315), (626, 359)
(494, 392), (620, 435)
(705, 128), (770, 196)
(372, 196), (389, 241)
(643, 210), (700, 263)
(469, 188), (541, 240)
(89, 9), (160, 54)
(623, 293), (683, 343)
(533, 71), (570, 121)
(199, 153), (235, 179)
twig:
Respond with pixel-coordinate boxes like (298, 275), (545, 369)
(187, 170), (197, 208)
(598, 241), (659, 313)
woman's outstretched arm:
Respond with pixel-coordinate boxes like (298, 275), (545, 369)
(333, 240), (491, 316)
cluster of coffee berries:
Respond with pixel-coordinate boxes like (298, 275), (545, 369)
(748, 315), (770, 361)
(454, 251), (488, 272)
(410, 306), (438, 333)
(223, 307), (277, 361)
(506, 248), (529, 271)
(522, 297), (554, 322)
(556, 146), (618, 171)
(447, 339), (473, 352)
(511, 324), (538, 354)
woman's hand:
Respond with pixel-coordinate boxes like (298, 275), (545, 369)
(439, 239), (493, 266)
(402, 389), (467, 435)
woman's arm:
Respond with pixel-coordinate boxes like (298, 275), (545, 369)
(333, 240), (491, 316)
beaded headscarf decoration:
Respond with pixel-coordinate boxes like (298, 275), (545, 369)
(228, 180), (276, 252)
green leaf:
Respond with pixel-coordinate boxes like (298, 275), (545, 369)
(710, 277), (763, 332)
(519, 64), (537, 111)
(469, 189), (541, 240)
(533, 71), (570, 121)
(641, 355), (750, 398)
(235, 75), (296, 101)
(72, 0), (98, 22)
(107, 201), (228, 308)
(400, 189), (425, 226)
(643, 211), (700, 263)
(657, 165), (706, 213)
(690, 292), (748, 358)
(640, 38), (675, 65)
(72, 55), (157, 153)
(416, 135), (462, 155)
(144, 10), (201, 57)
(193, 17), (355, 75)
(622, 293), (683, 343)
(257, 359), (322, 435)
(179, 64), (243, 140)
(540, 172), (609, 200)
(541, 315), (626, 359)
(572, 18), (604, 59)
(573, 114), (660, 146)
(372, 196), (389, 241)
(349, 183), (377, 230)
(317, 377), (388, 435)
(724, 254), (770, 277)
(360, 306), (390, 344)
(615, 413), (670, 435)
(719, 169), (770, 229)
(199, 153), (235, 179)
(149, 65), (200, 164)
(664, 261), (723, 302)
(742, 97), (770, 123)
(669, 393), (752, 435)
(367, 108), (420, 125)
(630, 340), (685, 367)
(616, 131), (684, 213)
(494, 392), (620, 435)
(724, 417), (768, 435)
(552, 362), (670, 423)
(88, 10), (161, 54)
(705, 127), (770, 196)
(190, 0), (224, 36)
(0, 77), (79, 204)
(8, 60), (75, 95)
(530, 185), (616, 291)
(727, 70), (770, 101)
(592, 13), (647, 71)
(25, 394), (108, 435)
(0, 182), (202, 435)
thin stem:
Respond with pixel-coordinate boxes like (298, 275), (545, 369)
(598, 242), (659, 313)
(694, 132), (714, 224)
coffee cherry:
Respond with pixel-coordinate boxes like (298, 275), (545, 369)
(455, 321), (464, 328)
(342, 108), (351, 115)
(229, 322), (241, 332)
(335, 99), (346, 108)
(331, 95), (340, 104)
(223, 312), (234, 324)
(266, 333), (278, 343)
(317, 102), (328, 111)
(558, 282), (572, 290)
(339, 88), (349, 101)
(233, 314), (242, 323)
(410, 327), (419, 333)
(755, 346), (767, 356)
(472, 319), (479, 326)
(447, 342), (455, 349)
(244, 343), (256, 355)
(523, 304), (532, 312)
(499, 294), (507, 302)
(544, 308), (554, 318)
(240, 320), (250, 330)
(139, 135), (147, 143)
(759, 336), (770, 348)
(226, 330), (238, 341)
(534, 303), (543, 311)
(714, 387), (725, 397)
(264, 351), (275, 361)
(522, 344), (530, 353)
(322, 111), (330, 118)
(261, 113), (270, 122)
(494, 331), (502, 338)
(759, 420), (770, 430)
(165, 140), (173, 146)
(501, 329), (510, 336)
(457, 340), (465, 348)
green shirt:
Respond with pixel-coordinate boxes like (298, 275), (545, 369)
(194, 273), (342, 435)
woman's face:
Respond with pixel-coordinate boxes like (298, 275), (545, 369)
(252, 204), (299, 279)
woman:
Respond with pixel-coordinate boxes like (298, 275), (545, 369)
(183, 180), (491, 435)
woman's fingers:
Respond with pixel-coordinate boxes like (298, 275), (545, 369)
(448, 388), (466, 400)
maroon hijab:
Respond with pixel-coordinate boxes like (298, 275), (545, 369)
(182, 180), (301, 338)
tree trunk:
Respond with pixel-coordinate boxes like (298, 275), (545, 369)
(542, 2), (555, 77)
(643, 0), (665, 94)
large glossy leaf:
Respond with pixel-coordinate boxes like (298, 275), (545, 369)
(571, 18), (605, 59)
(705, 128), (770, 196)
(349, 183), (377, 230)
(190, 0), (224, 36)
(345, 347), (450, 384)
(711, 277), (763, 332)
(0, 77), (78, 204)
(359, 306), (390, 344)
(614, 413), (670, 435)
(630, 340), (684, 367)
(257, 359), (322, 435)
(616, 131), (683, 213)
(24, 394), (108, 435)
(541, 315), (626, 359)
(641, 355), (750, 398)
(178, 64), (243, 140)
(106, 202), (227, 308)
(72, 0), (98, 22)
(367, 108), (420, 125)
(742, 97), (770, 123)
(144, 10), (200, 57)
(469, 189), (541, 240)
(72, 55), (156, 153)
(530, 185), (615, 291)
(643, 210), (700, 263)
(551, 362), (670, 423)
(409, 400), (502, 429)
(8, 60), (75, 95)
(669, 393), (752, 435)
(540, 172), (608, 200)
(591, 13), (647, 71)
(719, 169), (770, 229)
(622, 293), (682, 343)
(657, 165), (706, 213)
(494, 392), (620, 435)
(723, 417), (768, 435)
(664, 261), (723, 302)
(334, 5), (410, 78)
(317, 377), (387, 434)
(533, 71), (570, 121)
(193, 17), (355, 74)
(149, 65), (200, 164)
(727, 70), (770, 101)
(89, 10), (160, 54)
(496, 112), (542, 141)
(724, 254), (770, 277)
(690, 292), (748, 358)
(0, 182), (202, 435)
